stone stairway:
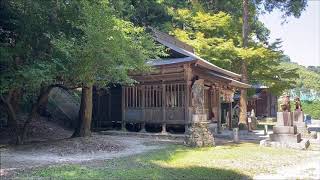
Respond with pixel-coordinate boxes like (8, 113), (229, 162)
(47, 87), (80, 128)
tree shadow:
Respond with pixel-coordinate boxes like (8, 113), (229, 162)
(13, 144), (252, 180)
(121, 165), (251, 180)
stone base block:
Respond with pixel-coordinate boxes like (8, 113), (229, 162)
(185, 122), (215, 147)
(293, 111), (304, 124)
(260, 139), (310, 150)
(296, 125), (315, 139)
(269, 133), (301, 143)
(273, 126), (297, 134)
(277, 112), (293, 126)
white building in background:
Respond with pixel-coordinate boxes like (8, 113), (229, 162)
(290, 89), (320, 101)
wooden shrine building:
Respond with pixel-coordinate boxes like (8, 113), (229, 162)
(92, 30), (251, 133)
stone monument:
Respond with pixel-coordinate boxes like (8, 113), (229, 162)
(260, 95), (310, 149)
(185, 79), (215, 147)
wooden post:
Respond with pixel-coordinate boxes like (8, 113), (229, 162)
(184, 64), (192, 134)
(162, 83), (166, 133)
(217, 88), (221, 133)
(141, 85), (146, 132)
(121, 86), (126, 131)
(229, 102), (233, 130)
(108, 90), (111, 124)
(185, 82), (191, 134)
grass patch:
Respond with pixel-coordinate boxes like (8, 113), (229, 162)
(26, 143), (308, 179)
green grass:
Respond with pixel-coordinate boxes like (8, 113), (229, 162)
(25, 143), (308, 180)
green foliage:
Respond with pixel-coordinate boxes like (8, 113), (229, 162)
(168, 8), (297, 95)
(0, 0), (310, 109)
(53, 1), (164, 88)
(1, 0), (163, 96)
(279, 62), (320, 91)
(0, 1), (51, 94)
(302, 101), (320, 119)
(256, 0), (308, 18)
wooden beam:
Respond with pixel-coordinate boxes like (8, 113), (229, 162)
(131, 72), (185, 82)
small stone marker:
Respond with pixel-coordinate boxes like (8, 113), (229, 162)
(233, 128), (239, 142)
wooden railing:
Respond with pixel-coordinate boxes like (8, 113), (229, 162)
(123, 83), (187, 124)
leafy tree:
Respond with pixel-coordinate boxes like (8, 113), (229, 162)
(280, 62), (320, 92)
(240, 0), (306, 126)
(53, 1), (163, 137)
(1, 0), (163, 142)
(0, 0), (68, 143)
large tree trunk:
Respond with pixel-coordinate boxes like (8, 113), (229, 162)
(10, 89), (21, 116)
(239, 0), (249, 129)
(0, 90), (22, 144)
(19, 85), (55, 144)
(72, 84), (93, 137)
(38, 87), (50, 116)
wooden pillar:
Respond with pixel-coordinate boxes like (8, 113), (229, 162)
(217, 88), (221, 133)
(183, 64), (192, 134)
(162, 83), (167, 134)
(108, 90), (111, 123)
(185, 82), (191, 134)
(121, 86), (126, 131)
(229, 102), (232, 130)
(141, 85), (146, 132)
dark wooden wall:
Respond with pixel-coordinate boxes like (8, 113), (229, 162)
(92, 86), (122, 130)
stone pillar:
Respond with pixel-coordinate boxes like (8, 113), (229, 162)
(293, 111), (312, 138)
(233, 128), (239, 142)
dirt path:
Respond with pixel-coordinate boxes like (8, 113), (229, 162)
(0, 134), (168, 177)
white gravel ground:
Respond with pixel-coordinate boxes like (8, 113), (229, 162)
(0, 134), (165, 177)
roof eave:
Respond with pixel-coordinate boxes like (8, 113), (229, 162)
(230, 80), (251, 89)
(195, 60), (242, 79)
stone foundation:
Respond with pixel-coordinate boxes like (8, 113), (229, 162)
(260, 112), (310, 149)
(269, 132), (301, 142)
(185, 122), (215, 147)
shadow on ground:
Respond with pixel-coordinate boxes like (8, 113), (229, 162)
(18, 144), (252, 180)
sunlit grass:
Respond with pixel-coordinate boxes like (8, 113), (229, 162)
(26, 143), (310, 179)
